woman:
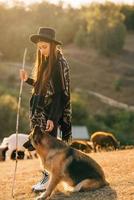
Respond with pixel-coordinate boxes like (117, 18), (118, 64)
(20, 27), (72, 192)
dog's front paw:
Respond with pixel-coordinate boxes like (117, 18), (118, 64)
(35, 192), (50, 200)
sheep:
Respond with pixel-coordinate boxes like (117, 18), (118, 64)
(0, 133), (37, 160)
(70, 140), (93, 153)
(91, 132), (120, 152)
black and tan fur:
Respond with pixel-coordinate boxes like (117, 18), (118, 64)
(23, 125), (109, 200)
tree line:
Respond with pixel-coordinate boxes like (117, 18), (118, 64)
(0, 2), (134, 60)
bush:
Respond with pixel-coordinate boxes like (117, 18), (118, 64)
(114, 78), (123, 91)
(87, 109), (134, 145)
(0, 94), (29, 139)
(71, 93), (89, 126)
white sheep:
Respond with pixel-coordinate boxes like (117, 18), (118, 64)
(0, 133), (37, 160)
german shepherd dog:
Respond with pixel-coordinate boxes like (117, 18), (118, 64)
(23, 125), (109, 200)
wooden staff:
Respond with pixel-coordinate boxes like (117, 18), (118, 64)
(11, 48), (27, 198)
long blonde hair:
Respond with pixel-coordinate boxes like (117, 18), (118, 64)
(31, 42), (62, 95)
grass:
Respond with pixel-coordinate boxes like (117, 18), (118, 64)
(0, 149), (134, 200)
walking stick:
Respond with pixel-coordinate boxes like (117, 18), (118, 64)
(11, 48), (27, 198)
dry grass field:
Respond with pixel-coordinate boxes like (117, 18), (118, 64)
(0, 149), (134, 200)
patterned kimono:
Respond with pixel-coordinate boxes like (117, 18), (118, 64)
(25, 51), (72, 142)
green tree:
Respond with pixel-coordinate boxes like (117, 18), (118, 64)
(83, 2), (126, 55)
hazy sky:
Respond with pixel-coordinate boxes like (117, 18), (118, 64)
(0, 0), (134, 7)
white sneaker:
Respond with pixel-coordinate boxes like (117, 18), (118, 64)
(32, 172), (49, 192)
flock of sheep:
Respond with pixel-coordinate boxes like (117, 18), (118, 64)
(71, 132), (120, 153)
(0, 131), (120, 161)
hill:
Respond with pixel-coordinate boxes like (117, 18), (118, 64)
(0, 33), (133, 115)
(64, 33), (134, 113)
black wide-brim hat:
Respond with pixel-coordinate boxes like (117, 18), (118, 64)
(30, 27), (62, 45)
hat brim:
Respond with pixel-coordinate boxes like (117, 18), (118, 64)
(30, 34), (62, 45)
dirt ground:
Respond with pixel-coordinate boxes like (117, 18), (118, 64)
(0, 149), (134, 200)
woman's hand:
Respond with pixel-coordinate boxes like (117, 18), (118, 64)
(45, 120), (54, 132)
(20, 69), (28, 81)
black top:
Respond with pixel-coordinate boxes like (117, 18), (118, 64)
(25, 57), (64, 122)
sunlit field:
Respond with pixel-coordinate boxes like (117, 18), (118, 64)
(0, 149), (134, 200)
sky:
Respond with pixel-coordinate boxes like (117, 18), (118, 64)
(0, 0), (134, 7)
